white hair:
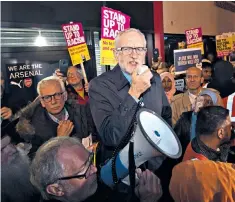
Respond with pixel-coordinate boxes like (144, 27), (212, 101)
(114, 28), (147, 48)
(67, 66), (83, 79)
(37, 76), (65, 96)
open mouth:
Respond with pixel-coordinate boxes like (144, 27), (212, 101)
(129, 61), (138, 66)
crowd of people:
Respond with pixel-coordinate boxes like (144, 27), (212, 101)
(1, 28), (235, 202)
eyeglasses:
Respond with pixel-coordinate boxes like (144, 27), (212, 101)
(186, 75), (201, 80)
(58, 152), (94, 181)
(41, 92), (65, 103)
(116, 47), (147, 55)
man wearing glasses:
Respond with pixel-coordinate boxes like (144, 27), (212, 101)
(30, 136), (162, 202)
(66, 66), (89, 105)
(16, 76), (93, 155)
(89, 28), (171, 171)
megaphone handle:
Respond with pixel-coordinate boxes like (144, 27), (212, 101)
(129, 141), (136, 195)
(110, 102), (142, 186)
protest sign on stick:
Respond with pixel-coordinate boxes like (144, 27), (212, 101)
(100, 7), (130, 65)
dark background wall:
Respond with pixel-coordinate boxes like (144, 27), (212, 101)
(1, 1), (154, 31)
(1, 1), (154, 99)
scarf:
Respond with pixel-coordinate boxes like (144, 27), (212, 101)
(191, 136), (230, 162)
(160, 72), (176, 103)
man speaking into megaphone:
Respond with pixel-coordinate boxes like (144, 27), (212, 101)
(89, 28), (172, 171)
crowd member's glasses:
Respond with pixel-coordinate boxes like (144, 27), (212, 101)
(41, 92), (65, 103)
(186, 75), (201, 80)
(58, 152), (94, 181)
(67, 72), (80, 78)
(116, 47), (147, 55)
(203, 99), (213, 106)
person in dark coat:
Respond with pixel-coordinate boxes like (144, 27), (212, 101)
(89, 28), (172, 171)
(1, 72), (23, 143)
(16, 76), (94, 156)
(1, 136), (40, 202)
(207, 60), (235, 98)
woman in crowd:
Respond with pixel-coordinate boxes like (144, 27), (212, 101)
(160, 72), (182, 103)
(174, 88), (222, 156)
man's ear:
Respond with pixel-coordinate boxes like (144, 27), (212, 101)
(40, 98), (46, 108)
(63, 91), (68, 102)
(113, 49), (119, 61)
(46, 183), (64, 197)
(217, 128), (224, 139)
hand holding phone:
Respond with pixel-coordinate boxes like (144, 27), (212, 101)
(59, 59), (69, 75)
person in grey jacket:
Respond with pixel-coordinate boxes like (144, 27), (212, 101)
(89, 28), (172, 170)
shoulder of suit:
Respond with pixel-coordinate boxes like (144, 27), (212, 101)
(171, 92), (187, 102)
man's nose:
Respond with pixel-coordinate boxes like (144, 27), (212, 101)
(130, 49), (138, 59)
(51, 96), (56, 104)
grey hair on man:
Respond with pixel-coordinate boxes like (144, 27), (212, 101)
(30, 136), (83, 200)
(37, 76), (66, 96)
(114, 28), (147, 48)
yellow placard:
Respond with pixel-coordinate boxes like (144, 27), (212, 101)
(232, 32), (235, 51)
(216, 33), (233, 56)
(178, 41), (186, 49)
(68, 43), (90, 66)
(100, 39), (117, 66)
(187, 42), (204, 55)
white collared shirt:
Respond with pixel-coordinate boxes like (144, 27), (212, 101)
(48, 108), (69, 124)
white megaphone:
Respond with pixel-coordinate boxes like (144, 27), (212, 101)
(100, 108), (182, 188)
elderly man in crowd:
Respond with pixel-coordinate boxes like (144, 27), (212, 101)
(171, 66), (224, 125)
(16, 76), (94, 155)
(89, 28), (171, 171)
(30, 136), (162, 202)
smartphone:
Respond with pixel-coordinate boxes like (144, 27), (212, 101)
(153, 48), (159, 62)
(59, 59), (69, 75)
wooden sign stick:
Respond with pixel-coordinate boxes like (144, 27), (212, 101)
(80, 55), (88, 84)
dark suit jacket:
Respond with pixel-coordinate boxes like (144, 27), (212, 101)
(89, 65), (172, 169)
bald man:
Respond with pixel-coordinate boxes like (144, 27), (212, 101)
(171, 67), (204, 125)
(171, 67), (223, 125)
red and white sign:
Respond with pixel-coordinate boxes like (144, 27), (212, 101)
(185, 27), (203, 45)
(101, 6), (131, 40)
(62, 23), (86, 48)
